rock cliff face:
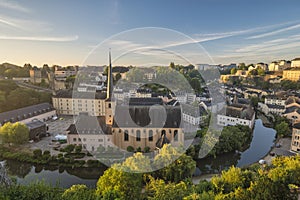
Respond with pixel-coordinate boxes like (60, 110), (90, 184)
(0, 161), (12, 187)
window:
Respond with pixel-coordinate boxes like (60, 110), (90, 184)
(148, 130), (153, 141)
(108, 103), (111, 108)
(136, 130), (141, 141)
(174, 130), (178, 141)
(98, 139), (103, 142)
(83, 138), (86, 142)
(124, 130), (129, 141)
(73, 138), (77, 142)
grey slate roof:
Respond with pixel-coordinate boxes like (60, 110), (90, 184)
(222, 103), (255, 120)
(67, 115), (107, 134)
(266, 104), (285, 109)
(113, 105), (182, 128)
(0, 103), (54, 125)
(53, 90), (107, 99)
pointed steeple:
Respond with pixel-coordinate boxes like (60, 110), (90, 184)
(107, 49), (113, 99)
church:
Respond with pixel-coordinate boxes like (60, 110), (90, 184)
(66, 52), (184, 152)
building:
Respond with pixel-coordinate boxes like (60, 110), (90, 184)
(269, 60), (290, 71)
(258, 103), (285, 116)
(54, 66), (77, 80)
(29, 67), (42, 84)
(282, 69), (300, 81)
(291, 122), (300, 153)
(181, 104), (208, 126)
(65, 51), (184, 152)
(217, 104), (255, 128)
(52, 90), (107, 116)
(66, 115), (113, 151)
(0, 103), (56, 126)
(283, 106), (300, 122)
(264, 95), (286, 106)
(26, 120), (47, 141)
(291, 58), (300, 68)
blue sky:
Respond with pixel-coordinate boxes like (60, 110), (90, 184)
(1, 0), (300, 66)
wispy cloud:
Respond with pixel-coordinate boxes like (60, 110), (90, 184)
(247, 23), (300, 39)
(0, 0), (30, 13)
(0, 35), (78, 42)
(0, 16), (20, 28)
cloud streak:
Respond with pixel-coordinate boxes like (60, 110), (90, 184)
(0, 0), (30, 13)
(248, 23), (300, 39)
(0, 35), (79, 42)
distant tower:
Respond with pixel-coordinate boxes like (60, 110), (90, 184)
(107, 50), (113, 100)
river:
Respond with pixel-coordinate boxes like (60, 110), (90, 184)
(1, 119), (276, 188)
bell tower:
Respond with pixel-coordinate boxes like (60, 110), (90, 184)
(105, 50), (114, 126)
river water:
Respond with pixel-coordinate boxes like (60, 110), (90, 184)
(1, 119), (276, 188)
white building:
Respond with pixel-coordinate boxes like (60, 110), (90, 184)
(258, 103), (285, 116)
(181, 104), (208, 126)
(217, 104), (255, 128)
(52, 90), (107, 116)
(264, 95), (286, 106)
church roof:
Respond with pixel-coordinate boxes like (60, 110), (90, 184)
(112, 105), (181, 128)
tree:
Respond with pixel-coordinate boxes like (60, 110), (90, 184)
(145, 176), (191, 200)
(211, 166), (246, 193)
(62, 184), (96, 200)
(153, 144), (196, 183)
(115, 72), (122, 82)
(230, 68), (237, 75)
(96, 163), (142, 200)
(0, 122), (29, 145)
(169, 62), (175, 69)
(275, 121), (290, 138)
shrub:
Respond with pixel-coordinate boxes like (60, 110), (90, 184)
(127, 146), (134, 152)
(74, 145), (82, 153)
(144, 146), (151, 153)
(64, 144), (75, 153)
(136, 147), (142, 152)
(33, 149), (42, 158)
(43, 150), (50, 156)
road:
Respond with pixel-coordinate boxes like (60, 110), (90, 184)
(14, 81), (53, 93)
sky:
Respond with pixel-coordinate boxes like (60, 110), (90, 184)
(1, 0), (300, 67)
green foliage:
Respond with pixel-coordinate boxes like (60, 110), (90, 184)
(74, 145), (82, 153)
(0, 80), (51, 112)
(63, 144), (75, 153)
(275, 121), (291, 138)
(0, 181), (63, 200)
(230, 68), (237, 75)
(126, 145), (134, 152)
(62, 184), (96, 200)
(0, 122), (29, 144)
(33, 149), (42, 158)
(209, 125), (251, 156)
(144, 146), (151, 153)
(96, 163), (143, 200)
(153, 144), (196, 183)
(136, 146), (142, 152)
(146, 176), (191, 200)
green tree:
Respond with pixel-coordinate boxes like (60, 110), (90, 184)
(115, 72), (122, 82)
(230, 68), (237, 75)
(62, 184), (96, 200)
(275, 121), (290, 138)
(154, 144), (196, 183)
(145, 176), (191, 200)
(96, 163), (142, 199)
(0, 122), (29, 145)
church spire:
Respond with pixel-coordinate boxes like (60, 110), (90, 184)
(107, 49), (113, 99)
(106, 49), (113, 99)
